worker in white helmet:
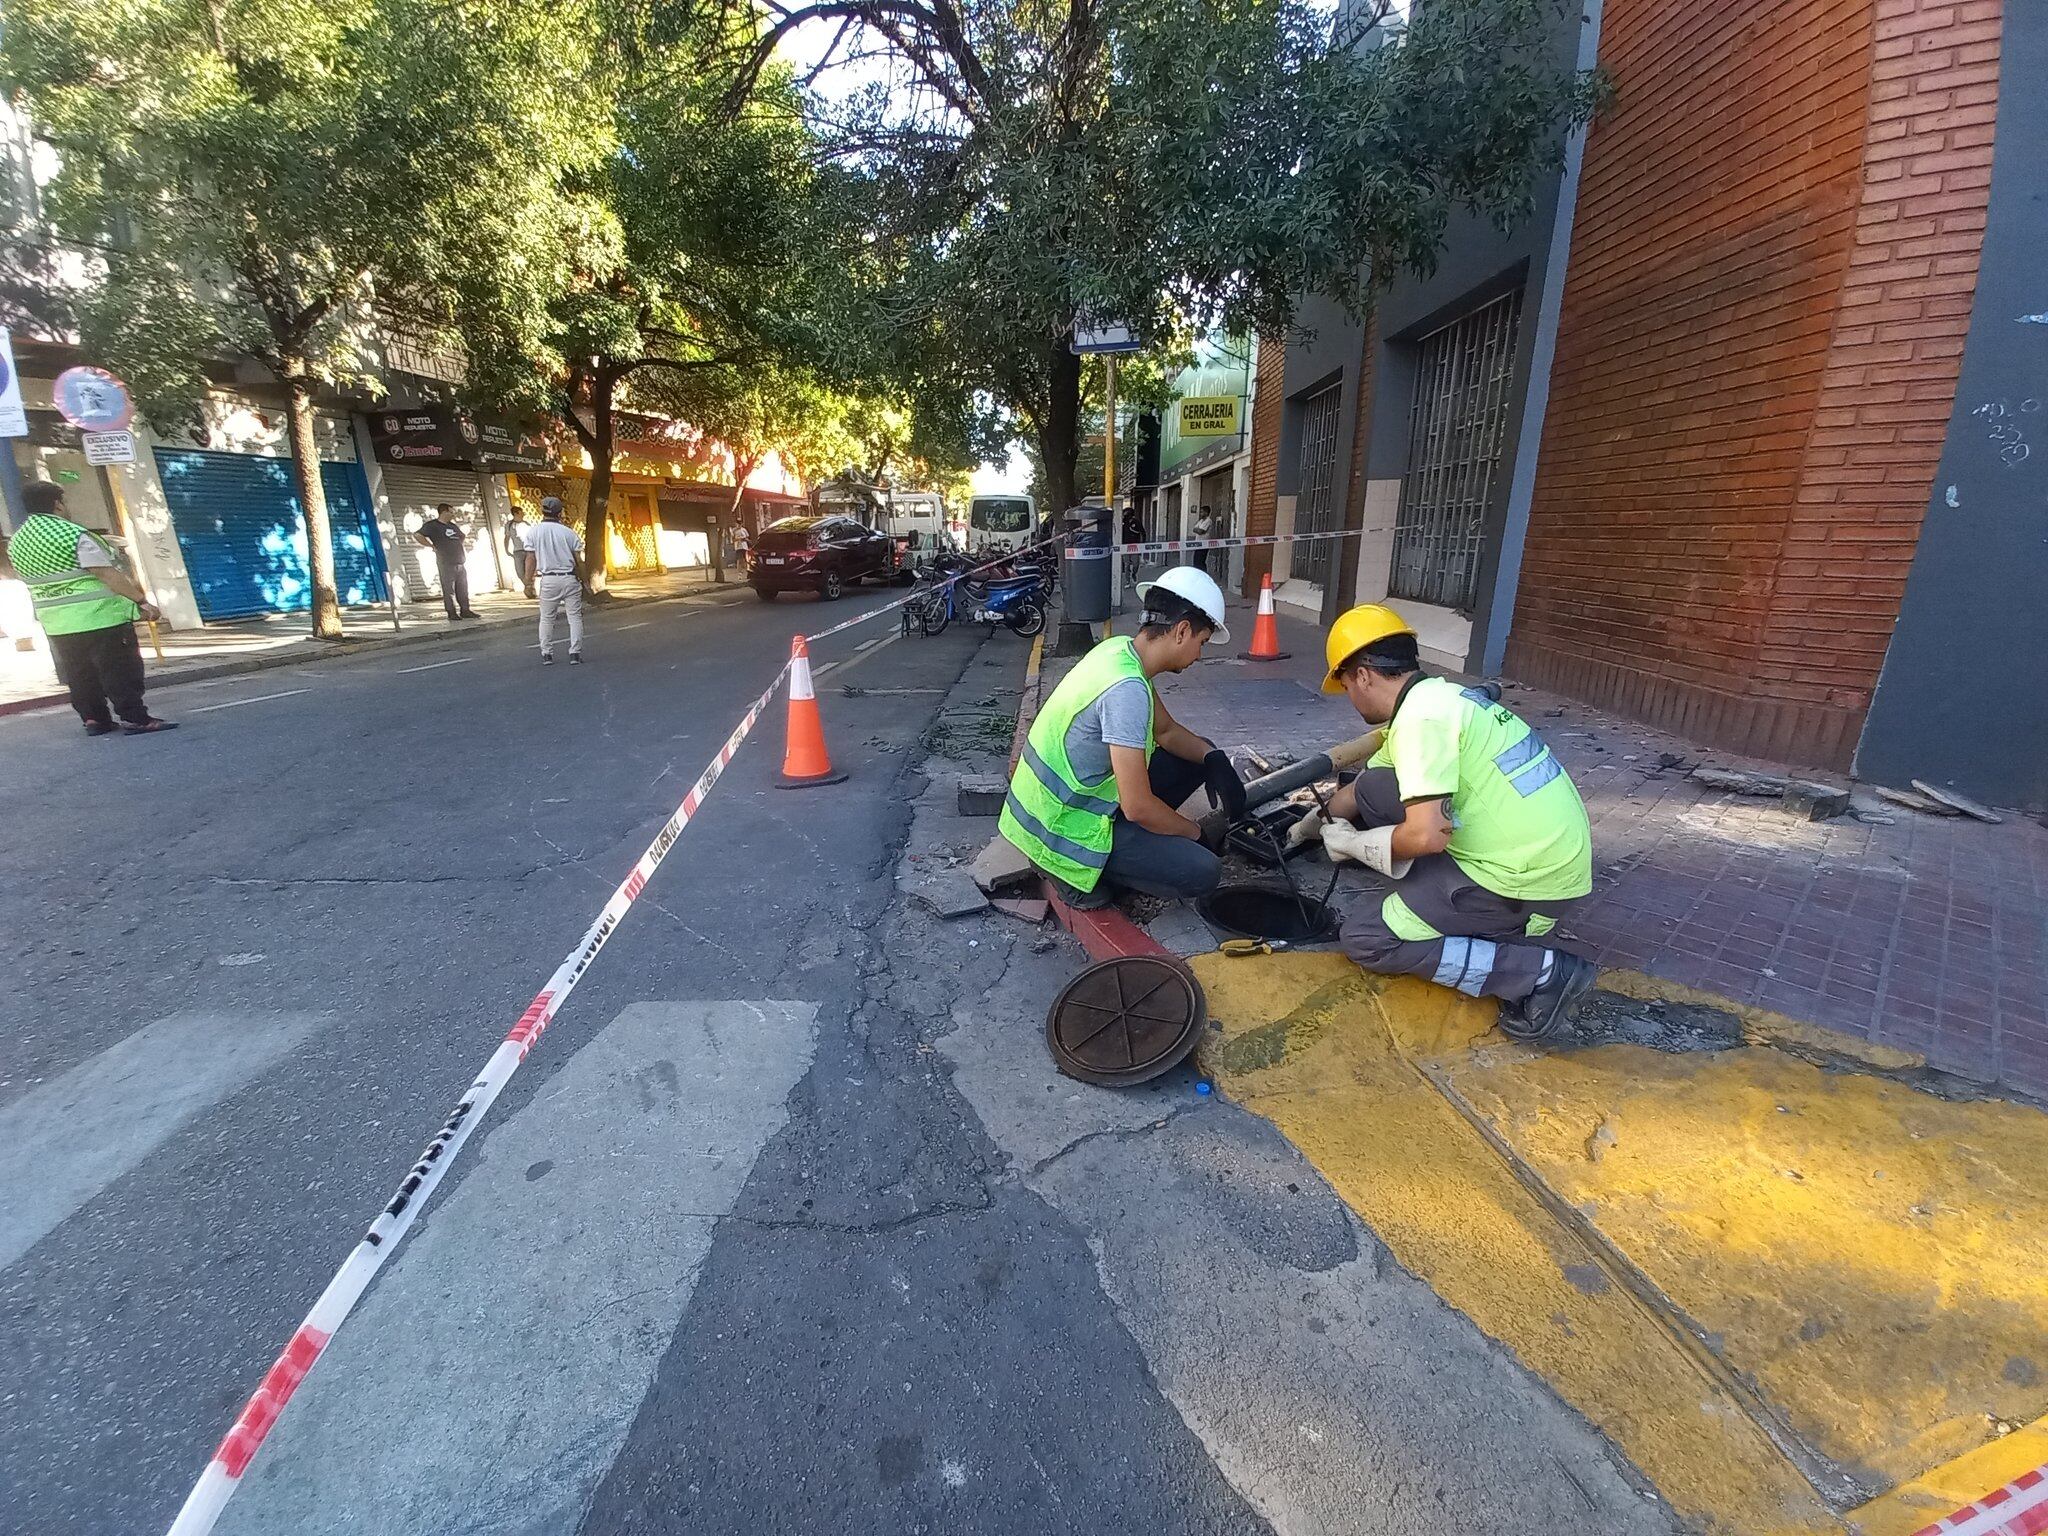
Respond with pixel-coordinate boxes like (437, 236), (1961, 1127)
(1000, 566), (1245, 910)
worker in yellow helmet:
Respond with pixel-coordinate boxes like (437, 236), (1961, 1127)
(1288, 604), (1597, 1041)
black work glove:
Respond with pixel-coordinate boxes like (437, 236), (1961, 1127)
(1197, 810), (1233, 852)
(1202, 749), (1248, 821)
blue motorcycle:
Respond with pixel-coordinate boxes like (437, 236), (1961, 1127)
(905, 556), (1046, 638)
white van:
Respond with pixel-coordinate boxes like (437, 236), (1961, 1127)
(888, 491), (949, 556)
(968, 494), (1037, 553)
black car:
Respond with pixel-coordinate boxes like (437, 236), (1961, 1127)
(750, 515), (899, 601)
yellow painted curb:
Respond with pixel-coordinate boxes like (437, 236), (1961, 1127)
(1193, 953), (1846, 1535)
(1597, 968), (1926, 1075)
(1850, 1415), (2048, 1536)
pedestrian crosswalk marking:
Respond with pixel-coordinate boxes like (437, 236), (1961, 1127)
(0, 1011), (324, 1273)
(213, 1001), (818, 1536)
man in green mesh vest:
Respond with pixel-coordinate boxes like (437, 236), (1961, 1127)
(3, 481), (175, 735)
(999, 567), (1245, 910)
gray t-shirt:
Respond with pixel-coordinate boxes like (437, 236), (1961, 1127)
(1064, 675), (1153, 784)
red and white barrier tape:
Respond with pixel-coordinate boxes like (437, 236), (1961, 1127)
(169, 524), (1064, 1532)
(164, 653), (796, 1536)
(1911, 1465), (2048, 1536)
(1064, 524), (1391, 559)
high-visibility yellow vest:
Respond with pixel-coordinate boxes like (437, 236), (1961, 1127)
(999, 637), (1154, 892)
(6, 513), (139, 635)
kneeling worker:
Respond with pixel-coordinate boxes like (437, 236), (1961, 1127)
(1000, 568), (1245, 910)
(1293, 604), (1597, 1040)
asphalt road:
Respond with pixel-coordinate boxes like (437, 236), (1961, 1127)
(0, 587), (1670, 1535)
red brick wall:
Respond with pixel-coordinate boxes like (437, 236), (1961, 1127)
(1243, 334), (1286, 595)
(1505, 0), (2001, 768)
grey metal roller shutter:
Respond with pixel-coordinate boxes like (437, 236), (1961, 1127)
(381, 464), (503, 596)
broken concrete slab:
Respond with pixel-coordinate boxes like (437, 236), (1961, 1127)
(989, 896), (1050, 925)
(1913, 778), (2004, 825)
(910, 870), (990, 919)
(956, 778), (1007, 817)
(1691, 766), (1788, 797)
(1875, 784), (1961, 816)
(1781, 780), (1851, 822)
(968, 834), (1037, 894)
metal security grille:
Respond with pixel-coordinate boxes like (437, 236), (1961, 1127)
(1391, 290), (1524, 612)
(1292, 386), (1342, 592)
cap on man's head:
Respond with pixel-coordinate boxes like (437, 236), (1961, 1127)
(540, 496), (565, 519)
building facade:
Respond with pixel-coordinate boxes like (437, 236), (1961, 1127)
(1248, 0), (2034, 806)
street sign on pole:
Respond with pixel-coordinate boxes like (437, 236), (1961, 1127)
(53, 366), (135, 433)
(83, 429), (136, 465)
(0, 330), (28, 439)
(1071, 318), (1142, 355)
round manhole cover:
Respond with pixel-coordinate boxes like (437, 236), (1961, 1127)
(1046, 956), (1208, 1088)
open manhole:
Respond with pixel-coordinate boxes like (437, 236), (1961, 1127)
(1198, 883), (1339, 945)
(1046, 956), (1208, 1087)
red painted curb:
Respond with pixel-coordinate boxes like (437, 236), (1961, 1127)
(0, 690), (65, 718)
(1041, 880), (1173, 962)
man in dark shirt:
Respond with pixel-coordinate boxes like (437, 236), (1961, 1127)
(415, 504), (478, 620)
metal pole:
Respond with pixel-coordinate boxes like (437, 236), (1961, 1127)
(98, 462), (164, 660)
(1105, 355), (1121, 615)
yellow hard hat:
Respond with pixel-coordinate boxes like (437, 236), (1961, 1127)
(1322, 604), (1417, 693)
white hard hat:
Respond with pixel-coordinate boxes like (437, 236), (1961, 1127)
(1136, 566), (1230, 646)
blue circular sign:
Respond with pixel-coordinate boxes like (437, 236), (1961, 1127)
(54, 367), (134, 432)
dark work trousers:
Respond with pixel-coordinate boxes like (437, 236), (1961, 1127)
(1102, 751), (1222, 900)
(49, 622), (150, 728)
(437, 556), (473, 618)
(1336, 767), (1579, 1004)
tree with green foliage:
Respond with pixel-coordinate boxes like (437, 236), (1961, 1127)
(721, 0), (1600, 514)
(3, 0), (607, 636)
(462, 21), (853, 592)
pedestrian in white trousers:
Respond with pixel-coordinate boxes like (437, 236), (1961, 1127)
(524, 497), (586, 665)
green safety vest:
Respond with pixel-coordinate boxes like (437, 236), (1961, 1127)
(1000, 637), (1155, 892)
(6, 513), (139, 635)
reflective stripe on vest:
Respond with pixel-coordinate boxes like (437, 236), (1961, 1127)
(998, 637), (1154, 893)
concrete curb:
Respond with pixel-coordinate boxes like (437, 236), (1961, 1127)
(1002, 625), (1178, 964)
(0, 582), (750, 719)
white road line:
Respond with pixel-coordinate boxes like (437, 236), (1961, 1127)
(854, 634), (887, 652)
(189, 689), (310, 714)
(615, 621), (650, 631)
(814, 660), (839, 678)
(0, 1011), (325, 1272)
(394, 658), (472, 674)
(213, 1001), (819, 1536)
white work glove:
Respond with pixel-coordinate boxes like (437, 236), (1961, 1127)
(1320, 821), (1414, 879)
(1285, 808), (1327, 850)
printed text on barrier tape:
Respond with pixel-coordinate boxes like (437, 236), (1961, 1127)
(1066, 525), (1391, 559)
(164, 655), (796, 1536)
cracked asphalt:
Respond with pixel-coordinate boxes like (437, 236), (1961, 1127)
(0, 589), (1671, 1535)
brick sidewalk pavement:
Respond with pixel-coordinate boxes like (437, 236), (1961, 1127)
(1136, 591), (2047, 1099)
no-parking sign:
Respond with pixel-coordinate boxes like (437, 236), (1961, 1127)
(53, 366), (135, 433)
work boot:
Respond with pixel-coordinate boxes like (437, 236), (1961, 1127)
(1500, 951), (1597, 1044)
(1049, 874), (1112, 912)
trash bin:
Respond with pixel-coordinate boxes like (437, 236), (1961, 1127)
(1062, 500), (1112, 625)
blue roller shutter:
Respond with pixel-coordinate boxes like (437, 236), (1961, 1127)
(154, 450), (388, 621)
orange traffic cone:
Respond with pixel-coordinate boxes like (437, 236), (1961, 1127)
(1239, 573), (1292, 662)
(778, 634), (847, 787)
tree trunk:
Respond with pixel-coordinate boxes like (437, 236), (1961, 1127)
(281, 355), (343, 640)
(583, 373), (616, 596)
(1039, 342), (1083, 516)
